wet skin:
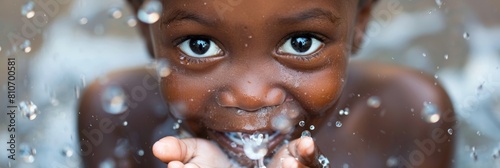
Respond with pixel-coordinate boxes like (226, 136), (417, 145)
(78, 0), (455, 167)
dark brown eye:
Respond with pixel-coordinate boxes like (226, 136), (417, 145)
(278, 35), (323, 56)
(189, 38), (210, 55)
(178, 37), (222, 58)
(291, 37), (312, 53)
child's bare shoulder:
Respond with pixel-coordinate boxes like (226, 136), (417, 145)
(318, 60), (455, 167)
(78, 67), (169, 167)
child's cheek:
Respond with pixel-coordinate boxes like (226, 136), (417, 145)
(160, 73), (211, 120)
(291, 69), (345, 115)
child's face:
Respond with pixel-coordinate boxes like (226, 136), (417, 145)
(150, 0), (364, 161)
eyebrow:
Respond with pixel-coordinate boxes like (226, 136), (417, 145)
(162, 8), (338, 27)
(276, 8), (340, 25)
(162, 10), (217, 27)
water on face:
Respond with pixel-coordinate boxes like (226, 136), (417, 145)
(101, 86), (128, 115)
(271, 114), (293, 134)
(137, 0), (163, 24)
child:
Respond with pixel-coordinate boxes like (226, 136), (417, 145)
(78, 0), (455, 167)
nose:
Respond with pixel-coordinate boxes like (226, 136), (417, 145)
(217, 80), (286, 111)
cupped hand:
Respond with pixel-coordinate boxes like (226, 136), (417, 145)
(267, 136), (330, 168)
(152, 136), (234, 168)
(152, 136), (330, 168)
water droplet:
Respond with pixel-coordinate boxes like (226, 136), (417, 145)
(155, 59), (171, 78)
(101, 86), (128, 115)
(386, 156), (399, 167)
(230, 142), (237, 148)
(476, 131), (481, 136)
(20, 40), (32, 53)
(248, 35), (253, 39)
(335, 121), (343, 128)
(109, 8), (123, 19)
(19, 101), (40, 120)
(299, 120), (305, 127)
(126, 17), (137, 27)
(62, 147), (74, 157)
(339, 107), (350, 115)
(99, 158), (116, 168)
(342, 163), (349, 168)
(318, 154), (330, 168)
(123, 121), (128, 126)
(493, 149), (500, 159)
(271, 115), (292, 134)
(309, 125), (315, 130)
(471, 151), (478, 161)
(79, 17), (88, 25)
(74, 85), (81, 99)
(137, 0), (163, 24)
(421, 102), (440, 123)
(137, 149), (145, 156)
(434, 74), (439, 79)
(243, 133), (268, 160)
(173, 122), (180, 130)
(19, 144), (36, 163)
(21, 1), (36, 18)
(435, 0), (443, 8)
(447, 128), (453, 135)
(0, 46), (2, 52)
(422, 53), (427, 57)
(301, 130), (311, 137)
(367, 96), (381, 108)
(463, 32), (470, 40)
(444, 54), (449, 60)
(114, 139), (130, 158)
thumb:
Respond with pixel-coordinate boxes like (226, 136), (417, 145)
(288, 136), (329, 168)
(152, 136), (199, 163)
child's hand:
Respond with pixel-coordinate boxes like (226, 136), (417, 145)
(268, 136), (330, 168)
(153, 136), (329, 168)
(152, 136), (234, 168)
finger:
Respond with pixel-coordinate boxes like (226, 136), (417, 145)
(288, 137), (325, 167)
(152, 136), (199, 163)
(153, 137), (232, 167)
(167, 161), (185, 168)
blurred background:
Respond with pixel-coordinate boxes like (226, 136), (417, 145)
(0, 0), (499, 167)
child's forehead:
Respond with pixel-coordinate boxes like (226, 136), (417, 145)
(160, 0), (354, 20)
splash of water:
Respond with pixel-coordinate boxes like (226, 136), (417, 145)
(241, 133), (268, 168)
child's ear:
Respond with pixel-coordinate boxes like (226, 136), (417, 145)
(351, 0), (377, 54)
(126, 0), (155, 57)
